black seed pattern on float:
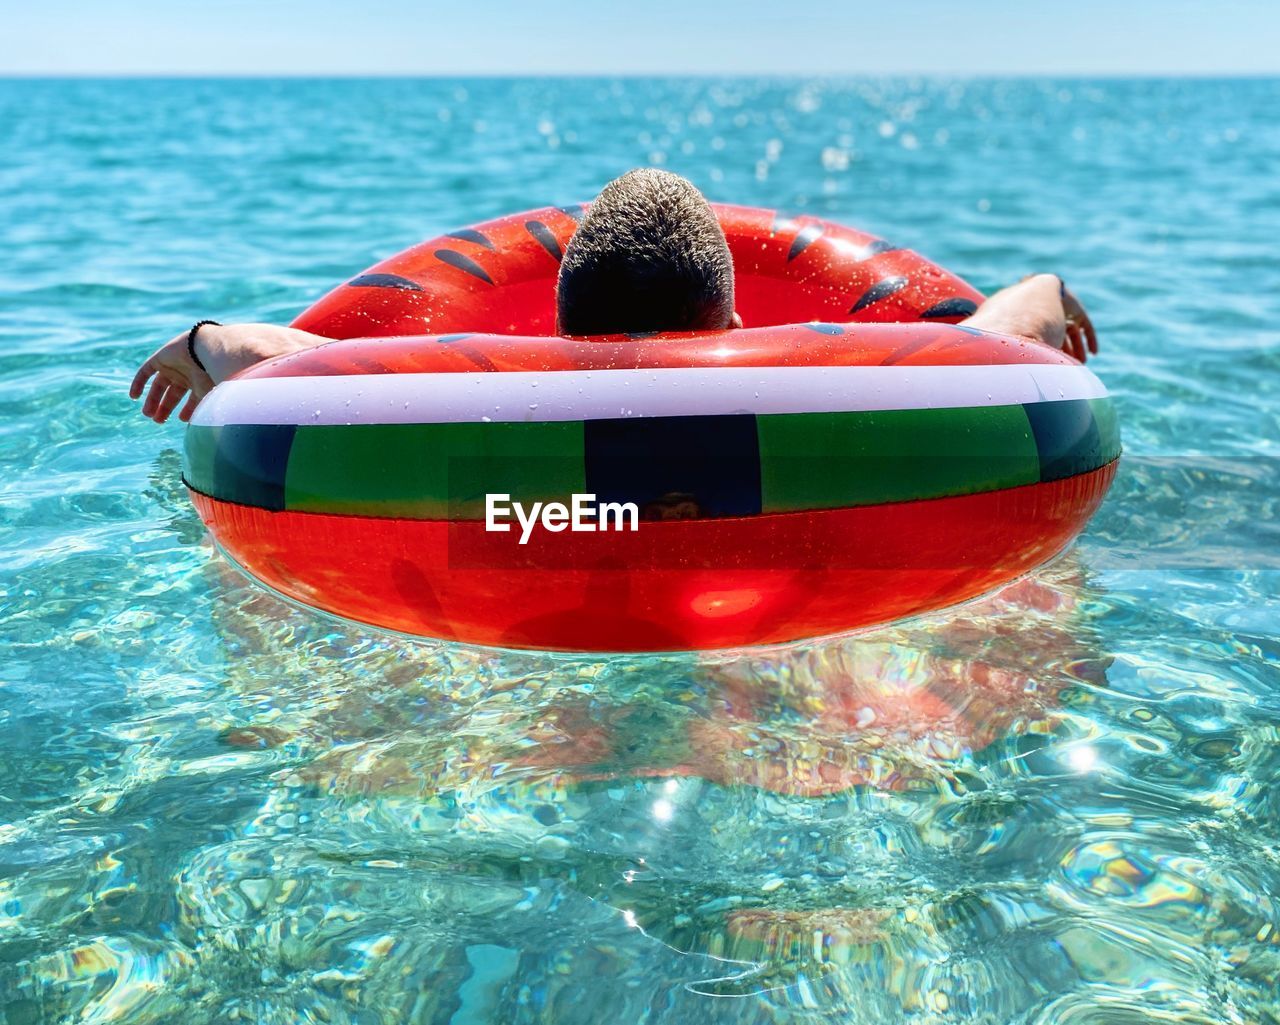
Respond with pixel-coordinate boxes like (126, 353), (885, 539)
(525, 221), (563, 261)
(850, 276), (909, 314)
(920, 297), (980, 319)
(445, 228), (495, 250)
(347, 273), (426, 291)
(854, 239), (901, 260)
(787, 224), (824, 261)
(434, 250), (495, 285)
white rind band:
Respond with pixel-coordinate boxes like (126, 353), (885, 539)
(193, 363), (1108, 428)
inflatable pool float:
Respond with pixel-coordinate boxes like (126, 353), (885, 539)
(184, 204), (1119, 652)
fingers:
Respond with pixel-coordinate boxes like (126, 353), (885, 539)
(1054, 281), (1095, 358)
(1063, 323), (1084, 362)
(130, 332), (188, 402)
(142, 376), (169, 418)
(178, 391), (203, 423)
(1083, 313), (1098, 354)
(154, 382), (188, 424)
(130, 357), (156, 400)
(134, 341), (214, 422)
(1067, 314), (1099, 361)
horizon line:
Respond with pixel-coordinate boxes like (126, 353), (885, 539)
(2, 70), (1278, 80)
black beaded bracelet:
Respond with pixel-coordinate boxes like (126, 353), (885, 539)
(187, 320), (220, 373)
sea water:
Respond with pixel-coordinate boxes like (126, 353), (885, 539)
(1, 77), (1278, 1023)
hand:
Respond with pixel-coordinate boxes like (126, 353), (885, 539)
(967, 275), (1100, 362)
(129, 330), (215, 424)
(130, 323), (330, 423)
(1060, 283), (1098, 363)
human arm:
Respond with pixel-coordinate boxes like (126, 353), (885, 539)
(961, 274), (1098, 362)
(130, 323), (334, 424)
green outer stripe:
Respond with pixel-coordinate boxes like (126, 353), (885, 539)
(283, 421), (585, 519)
(757, 404), (1042, 512)
(184, 424), (219, 496)
(187, 397), (1118, 520)
(1090, 396), (1122, 465)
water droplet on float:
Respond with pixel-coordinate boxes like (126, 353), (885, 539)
(481, 415), (492, 422)
(529, 403), (538, 411)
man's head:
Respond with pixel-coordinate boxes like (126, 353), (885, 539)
(556, 169), (736, 336)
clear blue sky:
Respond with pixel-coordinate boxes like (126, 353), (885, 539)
(4, 0), (1277, 76)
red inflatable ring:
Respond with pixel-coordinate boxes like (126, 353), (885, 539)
(185, 204), (1119, 652)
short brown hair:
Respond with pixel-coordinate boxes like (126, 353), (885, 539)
(556, 169), (735, 336)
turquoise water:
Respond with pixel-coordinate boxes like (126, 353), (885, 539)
(2, 76), (1278, 1023)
